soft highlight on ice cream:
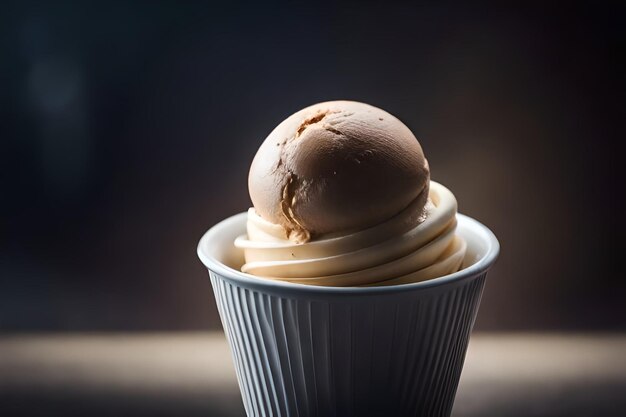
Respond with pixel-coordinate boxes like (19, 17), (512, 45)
(237, 100), (466, 286)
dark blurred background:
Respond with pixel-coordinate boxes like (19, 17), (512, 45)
(1, 2), (623, 333)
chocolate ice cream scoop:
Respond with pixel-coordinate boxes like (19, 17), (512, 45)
(248, 100), (430, 243)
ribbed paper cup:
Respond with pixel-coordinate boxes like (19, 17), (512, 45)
(198, 213), (499, 417)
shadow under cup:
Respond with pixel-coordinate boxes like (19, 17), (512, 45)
(198, 213), (499, 417)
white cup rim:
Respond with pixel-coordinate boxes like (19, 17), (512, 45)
(197, 212), (499, 295)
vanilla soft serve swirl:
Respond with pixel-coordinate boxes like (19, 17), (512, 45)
(235, 181), (466, 286)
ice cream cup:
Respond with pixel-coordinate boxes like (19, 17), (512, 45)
(198, 212), (499, 417)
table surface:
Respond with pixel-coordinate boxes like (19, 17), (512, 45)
(1, 332), (624, 417)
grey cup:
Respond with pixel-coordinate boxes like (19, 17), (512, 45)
(198, 213), (499, 417)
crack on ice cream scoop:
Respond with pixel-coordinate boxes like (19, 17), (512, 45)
(274, 108), (349, 243)
(294, 108), (348, 139)
(295, 110), (330, 138)
(324, 125), (344, 136)
(280, 170), (311, 243)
